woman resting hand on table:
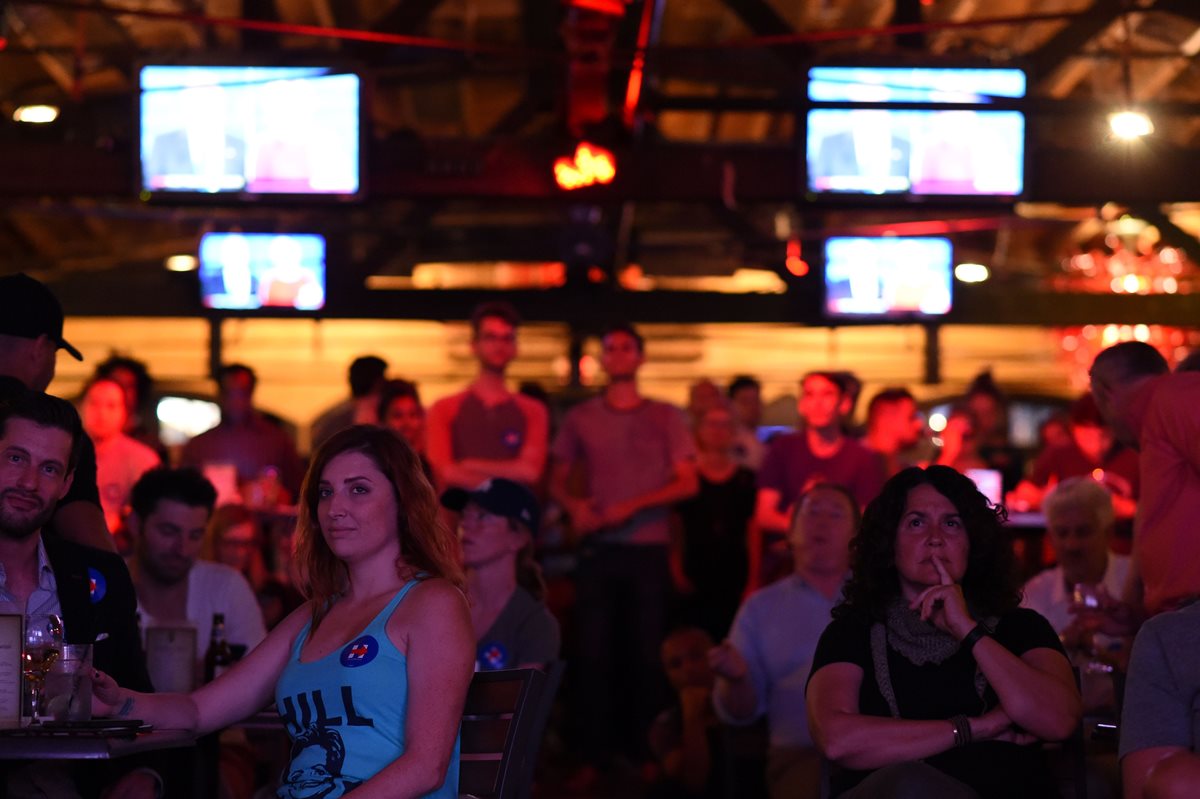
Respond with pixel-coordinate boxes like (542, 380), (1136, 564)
(805, 465), (1081, 799)
(95, 425), (474, 799)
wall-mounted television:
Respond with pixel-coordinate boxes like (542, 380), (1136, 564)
(199, 232), (326, 311)
(823, 236), (953, 318)
(139, 65), (361, 198)
(805, 66), (1026, 198)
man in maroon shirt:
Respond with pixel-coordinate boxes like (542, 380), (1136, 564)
(1091, 341), (1200, 615)
(755, 371), (886, 535)
(751, 372), (884, 589)
(425, 302), (548, 491)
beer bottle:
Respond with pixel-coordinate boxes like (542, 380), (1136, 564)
(204, 613), (233, 683)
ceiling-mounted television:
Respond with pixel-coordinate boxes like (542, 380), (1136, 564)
(199, 232), (326, 311)
(823, 236), (953, 318)
(139, 65), (361, 198)
(805, 66), (1026, 199)
(808, 66), (1027, 103)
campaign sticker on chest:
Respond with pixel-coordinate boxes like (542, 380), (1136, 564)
(87, 568), (107, 604)
(339, 635), (379, 668)
(501, 428), (523, 452)
(477, 641), (510, 670)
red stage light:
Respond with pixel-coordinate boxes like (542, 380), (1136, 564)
(564, 0), (626, 16)
(554, 142), (617, 190)
(785, 238), (809, 277)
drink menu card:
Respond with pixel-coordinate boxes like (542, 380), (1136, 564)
(0, 615), (20, 727)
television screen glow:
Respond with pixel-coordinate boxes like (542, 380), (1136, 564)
(824, 236), (952, 317)
(808, 66), (1027, 103)
(965, 468), (1004, 506)
(806, 108), (1024, 196)
(139, 66), (360, 196)
(199, 232), (326, 310)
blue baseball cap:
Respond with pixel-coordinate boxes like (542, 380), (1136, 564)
(440, 478), (539, 536)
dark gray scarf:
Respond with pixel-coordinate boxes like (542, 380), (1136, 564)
(870, 598), (995, 718)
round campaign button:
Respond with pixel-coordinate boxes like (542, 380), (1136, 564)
(87, 568), (107, 604)
(477, 641), (510, 670)
(501, 428), (523, 452)
(340, 635), (379, 668)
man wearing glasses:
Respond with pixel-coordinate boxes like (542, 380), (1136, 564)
(426, 301), (549, 491)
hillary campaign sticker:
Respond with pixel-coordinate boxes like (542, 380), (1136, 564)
(88, 568), (107, 603)
(501, 428), (523, 452)
(340, 636), (379, 668)
(477, 641), (510, 670)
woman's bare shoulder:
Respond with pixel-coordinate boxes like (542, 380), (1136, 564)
(404, 577), (469, 612)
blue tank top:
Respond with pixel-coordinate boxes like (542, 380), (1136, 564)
(274, 579), (461, 799)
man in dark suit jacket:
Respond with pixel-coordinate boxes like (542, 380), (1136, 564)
(0, 390), (157, 797)
(43, 533), (150, 690)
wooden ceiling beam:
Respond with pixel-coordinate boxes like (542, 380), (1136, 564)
(1027, 0), (1124, 91)
(714, 0), (810, 71)
(4, 7), (77, 95)
(363, 0), (447, 42)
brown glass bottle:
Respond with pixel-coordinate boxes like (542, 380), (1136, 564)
(204, 613), (233, 683)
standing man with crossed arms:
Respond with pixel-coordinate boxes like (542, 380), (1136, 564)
(426, 301), (548, 490)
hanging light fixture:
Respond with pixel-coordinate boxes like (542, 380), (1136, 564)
(1109, 6), (1154, 140)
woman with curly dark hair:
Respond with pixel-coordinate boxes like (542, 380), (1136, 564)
(806, 466), (1080, 799)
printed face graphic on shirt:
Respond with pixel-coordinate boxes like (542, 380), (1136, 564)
(278, 724), (363, 799)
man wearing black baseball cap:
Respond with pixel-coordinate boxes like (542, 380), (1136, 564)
(0, 273), (113, 552)
(0, 273), (84, 391)
(441, 478), (560, 671)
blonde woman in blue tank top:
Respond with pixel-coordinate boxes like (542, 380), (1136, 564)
(95, 425), (474, 799)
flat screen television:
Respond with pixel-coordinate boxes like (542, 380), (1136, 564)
(808, 66), (1027, 103)
(139, 65), (361, 197)
(198, 232), (326, 311)
(823, 236), (953, 318)
(805, 66), (1026, 198)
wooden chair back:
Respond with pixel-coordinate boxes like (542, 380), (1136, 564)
(459, 668), (547, 799)
(515, 660), (565, 798)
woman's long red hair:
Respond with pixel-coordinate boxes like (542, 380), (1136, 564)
(295, 425), (465, 630)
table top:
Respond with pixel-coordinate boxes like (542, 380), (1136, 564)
(0, 726), (194, 760)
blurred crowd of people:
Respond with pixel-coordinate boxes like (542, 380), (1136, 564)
(3, 271), (1200, 799)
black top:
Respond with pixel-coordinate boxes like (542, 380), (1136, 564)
(808, 607), (1064, 799)
(676, 468), (756, 594)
